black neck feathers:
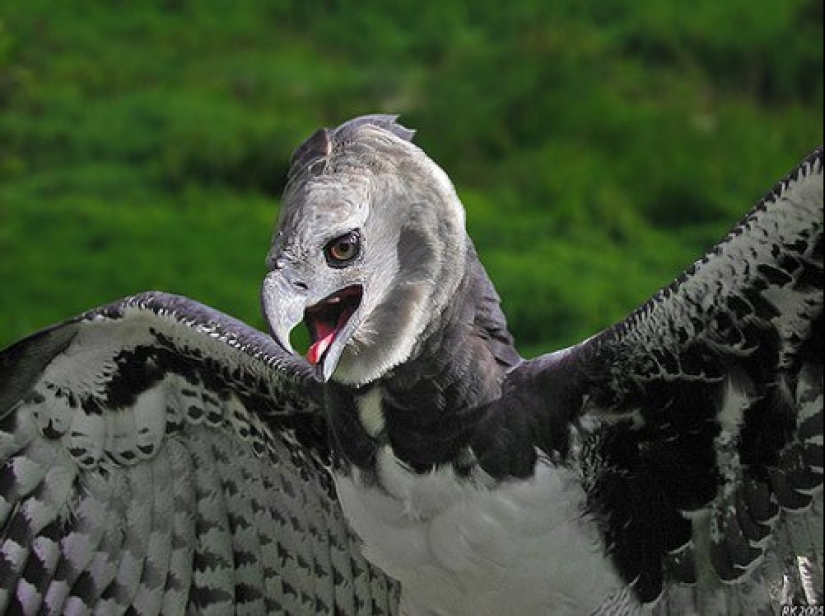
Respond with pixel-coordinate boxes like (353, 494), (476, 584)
(325, 246), (519, 475)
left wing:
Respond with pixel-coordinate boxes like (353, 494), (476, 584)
(0, 292), (399, 614)
(492, 147), (823, 611)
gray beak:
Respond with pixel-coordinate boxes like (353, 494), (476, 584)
(261, 271), (306, 357)
(261, 270), (360, 383)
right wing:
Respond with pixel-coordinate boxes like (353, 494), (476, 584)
(490, 147), (822, 611)
(0, 291), (399, 615)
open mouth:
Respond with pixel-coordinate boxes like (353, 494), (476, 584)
(304, 285), (363, 366)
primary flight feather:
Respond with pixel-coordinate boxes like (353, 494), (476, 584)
(0, 115), (821, 614)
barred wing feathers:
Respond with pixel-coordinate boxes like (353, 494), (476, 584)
(514, 147), (823, 609)
(0, 292), (399, 614)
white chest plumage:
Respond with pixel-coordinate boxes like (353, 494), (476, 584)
(333, 393), (636, 615)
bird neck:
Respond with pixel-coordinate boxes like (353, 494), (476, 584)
(324, 246), (519, 475)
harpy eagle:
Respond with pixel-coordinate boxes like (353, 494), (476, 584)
(0, 115), (822, 615)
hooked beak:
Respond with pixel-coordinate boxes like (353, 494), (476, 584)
(261, 271), (305, 356)
(262, 271), (363, 382)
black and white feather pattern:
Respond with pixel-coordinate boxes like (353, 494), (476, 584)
(0, 294), (399, 614)
(496, 147), (823, 610)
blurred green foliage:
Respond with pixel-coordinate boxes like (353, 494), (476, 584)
(0, 0), (822, 356)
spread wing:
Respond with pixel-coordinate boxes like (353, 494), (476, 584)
(506, 147), (823, 610)
(0, 292), (399, 615)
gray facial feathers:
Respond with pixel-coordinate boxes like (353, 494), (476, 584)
(268, 115), (470, 385)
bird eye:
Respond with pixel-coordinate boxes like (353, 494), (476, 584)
(325, 231), (361, 266)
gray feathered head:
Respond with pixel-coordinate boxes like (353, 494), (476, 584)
(262, 115), (467, 385)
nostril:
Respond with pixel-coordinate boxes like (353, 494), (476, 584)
(267, 257), (308, 290)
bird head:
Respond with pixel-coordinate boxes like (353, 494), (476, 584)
(262, 115), (467, 386)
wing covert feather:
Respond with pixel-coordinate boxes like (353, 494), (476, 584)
(0, 292), (400, 614)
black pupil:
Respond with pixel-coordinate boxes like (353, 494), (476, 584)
(330, 234), (358, 261)
(334, 240), (353, 258)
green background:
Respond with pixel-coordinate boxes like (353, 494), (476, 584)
(0, 0), (822, 357)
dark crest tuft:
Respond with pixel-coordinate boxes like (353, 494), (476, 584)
(288, 127), (332, 180)
(287, 114), (415, 181)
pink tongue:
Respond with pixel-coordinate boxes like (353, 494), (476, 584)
(307, 321), (337, 366)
